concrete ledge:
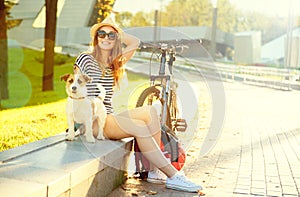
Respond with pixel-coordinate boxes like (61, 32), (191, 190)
(0, 133), (133, 197)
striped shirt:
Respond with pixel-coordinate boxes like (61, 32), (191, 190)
(75, 53), (114, 114)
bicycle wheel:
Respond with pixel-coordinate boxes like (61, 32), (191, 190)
(136, 86), (160, 107)
(136, 86), (173, 132)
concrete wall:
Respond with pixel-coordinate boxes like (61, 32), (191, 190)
(0, 134), (133, 197)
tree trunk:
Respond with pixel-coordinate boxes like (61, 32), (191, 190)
(42, 0), (57, 91)
(0, 0), (8, 100)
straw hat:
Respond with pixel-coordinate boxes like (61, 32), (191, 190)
(90, 16), (122, 38)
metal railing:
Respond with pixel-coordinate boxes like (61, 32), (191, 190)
(133, 52), (299, 91)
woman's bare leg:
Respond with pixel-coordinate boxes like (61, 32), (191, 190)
(104, 106), (178, 177)
(116, 106), (161, 144)
(116, 106), (161, 171)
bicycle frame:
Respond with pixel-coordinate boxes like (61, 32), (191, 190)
(136, 43), (187, 134)
(149, 44), (177, 131)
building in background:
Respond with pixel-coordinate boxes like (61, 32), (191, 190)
(234, 31), (261, 65)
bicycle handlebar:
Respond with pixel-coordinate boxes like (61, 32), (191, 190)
(141, 41), (189, 55)
(158, 43), (188, 54)
(142, 41), (189, 76)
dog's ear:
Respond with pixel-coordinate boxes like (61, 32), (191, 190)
(61, 74), (70, 82)
(83, 75), (91, 83)
(74, 64), (81, 74)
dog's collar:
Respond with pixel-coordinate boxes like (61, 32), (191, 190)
(69, 96), (86, 100)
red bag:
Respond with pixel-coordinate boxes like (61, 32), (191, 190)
(133, 130), (186, 179)
(160, 130), (186, 171)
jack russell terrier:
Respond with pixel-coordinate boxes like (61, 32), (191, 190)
(61, 73), (107, 143)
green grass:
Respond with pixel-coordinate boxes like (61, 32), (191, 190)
(0, 100), (67, 150)
(1, 47), (75, 108)
(0, 47), (148, 151)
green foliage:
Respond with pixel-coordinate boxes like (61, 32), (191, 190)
(129, 12), (153, 27)
(97, 0), (115, 20)
(5, 0), (21, 29)
(88, 0), (116, 25)
(115, 12), (133, 28)
(161, 0), (211, 26)
(34, 52), (74, 65)
(114, 0), (289, 43)
(1, 48), (75, 109)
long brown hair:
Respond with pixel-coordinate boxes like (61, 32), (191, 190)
(89, 27), (126, 87)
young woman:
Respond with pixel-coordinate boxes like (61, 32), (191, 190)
(74, 16), (202, 193)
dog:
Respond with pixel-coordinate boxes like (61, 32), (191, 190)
(61, 73), (107, 143)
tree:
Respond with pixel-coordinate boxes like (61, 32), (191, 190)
(162, 0), (211, 26)
(130, 12), (152, 27)
(0, 0), (8, 100)
(88, 0), (115, 25)
(42, 0), (58, 91)
(118, 0), (286, 42)
(115, 11), (133, 28)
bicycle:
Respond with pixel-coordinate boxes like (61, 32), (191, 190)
(133, 42), (189, 179)
(136, 42), (188, 136)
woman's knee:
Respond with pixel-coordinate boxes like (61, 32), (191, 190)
(140, 105), (157, 123)
(144, 105), (161, 133)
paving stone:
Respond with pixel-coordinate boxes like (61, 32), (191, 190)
(251, 180), (266, 189)
(267, 189), (282, 197)
(233, 188), (250, 195)
(250, 187), (266, 196)
(282, 185), (299, 196)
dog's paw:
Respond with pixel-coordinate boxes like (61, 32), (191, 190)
(86, 135), (96, 143)
(66, 134), (75, 141)
(75, 129), (81, 136)
(97, 133), (105, 140)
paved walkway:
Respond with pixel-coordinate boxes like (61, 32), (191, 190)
(188, 81), (300, 197)
(109, 60), (300, 196)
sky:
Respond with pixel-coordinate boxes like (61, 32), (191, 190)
(113, 0), (300, 17)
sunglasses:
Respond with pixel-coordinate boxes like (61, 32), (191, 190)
(97, 30), (117, 40)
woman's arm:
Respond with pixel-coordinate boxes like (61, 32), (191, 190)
(122, 32), (140, 63)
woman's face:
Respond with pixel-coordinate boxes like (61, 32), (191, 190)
(97, 26), (117, 51)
